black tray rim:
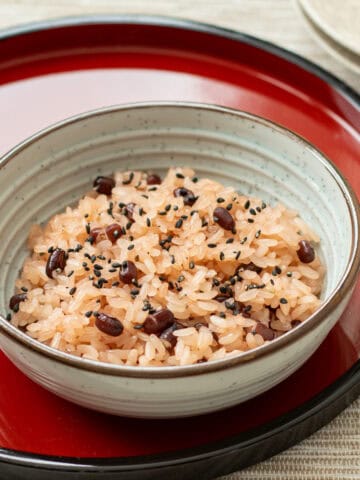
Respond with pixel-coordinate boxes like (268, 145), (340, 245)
(0, 14), (359, 476)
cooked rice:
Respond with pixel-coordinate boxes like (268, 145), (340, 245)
(9, 168), (324, 366)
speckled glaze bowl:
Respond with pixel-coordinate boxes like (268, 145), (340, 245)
(0, 103), (359, 418)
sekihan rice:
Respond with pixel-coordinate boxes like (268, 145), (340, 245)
(8, 167), (324, 366)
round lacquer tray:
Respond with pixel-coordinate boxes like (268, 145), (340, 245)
(0, 16), (359, 480)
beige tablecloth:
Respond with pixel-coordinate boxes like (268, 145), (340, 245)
(0, 1), (359, 478)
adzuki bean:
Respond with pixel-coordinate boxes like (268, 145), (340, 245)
(46, 248), (66, 278)
(95, 312), (124, 336)
(143, 308), (174, 334)
(93, 176), (115, 195)
(213, 207), (235, 231)
(297, 240), (315, 263)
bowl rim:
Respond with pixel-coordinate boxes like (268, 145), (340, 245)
(0, 101), (359, 379)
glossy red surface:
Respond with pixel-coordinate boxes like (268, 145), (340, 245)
(0, 21), (359, 458)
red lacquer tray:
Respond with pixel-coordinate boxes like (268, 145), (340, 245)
(0, 16), (359, 480)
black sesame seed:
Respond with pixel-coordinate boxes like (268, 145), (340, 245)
(249, 208), (257, 215)
(112, 262), (121, 268)
(82, 262), (88, 267)
(48, 246), (55, 253)
(108, 268), (117, 273)
(247, 218), (255, 223)
(226, 238), (234, 244)
(226, 203), (233, 210)
(146, 218), (151, 227)
(255, 230), (261, 238)
(94, 270), (101, 278)
(122, 172), (134, 185)
(69, 287), (77, 295)
(130, 289), (140, 296)
(212, 278), (220, 287)
(176, 173), (185, 179)
(85, 223), (91, 234)
(6, 313), (12, 321)
(128, 244), (135, 250)
(177, 275), (185, 283)
(287, 272), (293, 277)
(272, 266), (282, 276)
(280, 298), (288, 304)
(261, 201), (267, 209)
(148, 186), (157, 191)
(84, 253), (91, 259)
(142, 195), (149, 199)
(219, 252), (225, 261)
(173, 205), (179, 211)
(134, 324), (144, 330)
(94, 264), (103, 270)
(208, 243), (217, 248)
(175, 219), (183, 228)
(189, 261), (195, 269)
(240, 237), (248, 244)
(85, 311), (93, 318)
(244, 200), (250, 209)
(158, 211), (167, 216)
(170, 255), (175, 264)
(235, 251), (241, 260)
(165, 204), (171, 211)
(139, 207), (144, 216)
(256, 206), (261, 213)
(112, 281), (120, 287)
(21, 287), (28, 292)
(219, 312), (226, 318)
(217, 197), (225, 203)
(192, 176), (198, 183)
(270, 279), (275, 285)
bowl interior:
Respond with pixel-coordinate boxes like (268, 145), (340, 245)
(0, 103), (354, 330)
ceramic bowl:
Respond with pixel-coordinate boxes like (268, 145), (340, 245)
(0, 103), (359, 418)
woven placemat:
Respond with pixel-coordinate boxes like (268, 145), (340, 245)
(219, 397), (360, 479)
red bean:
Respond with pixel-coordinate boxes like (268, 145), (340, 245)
(93, 176), (115, 195)
(95, 313), (124, 337)
(160, 322), (179, 347)
(173, 187), (197, 206)
(119, 261), (138, 284)
(254, 322), (275, 341)
(143, 308), (174, 334)
(9, 293), (27, 311)
(124, 203), (136, 222)
(213, 207), (235, 231)
(89, 227), (102, 243)
(46, 248), (66, 278)
(105, 223), (122, 244)
(147, 174), (161, 185)
(297, 240), (315, 263)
